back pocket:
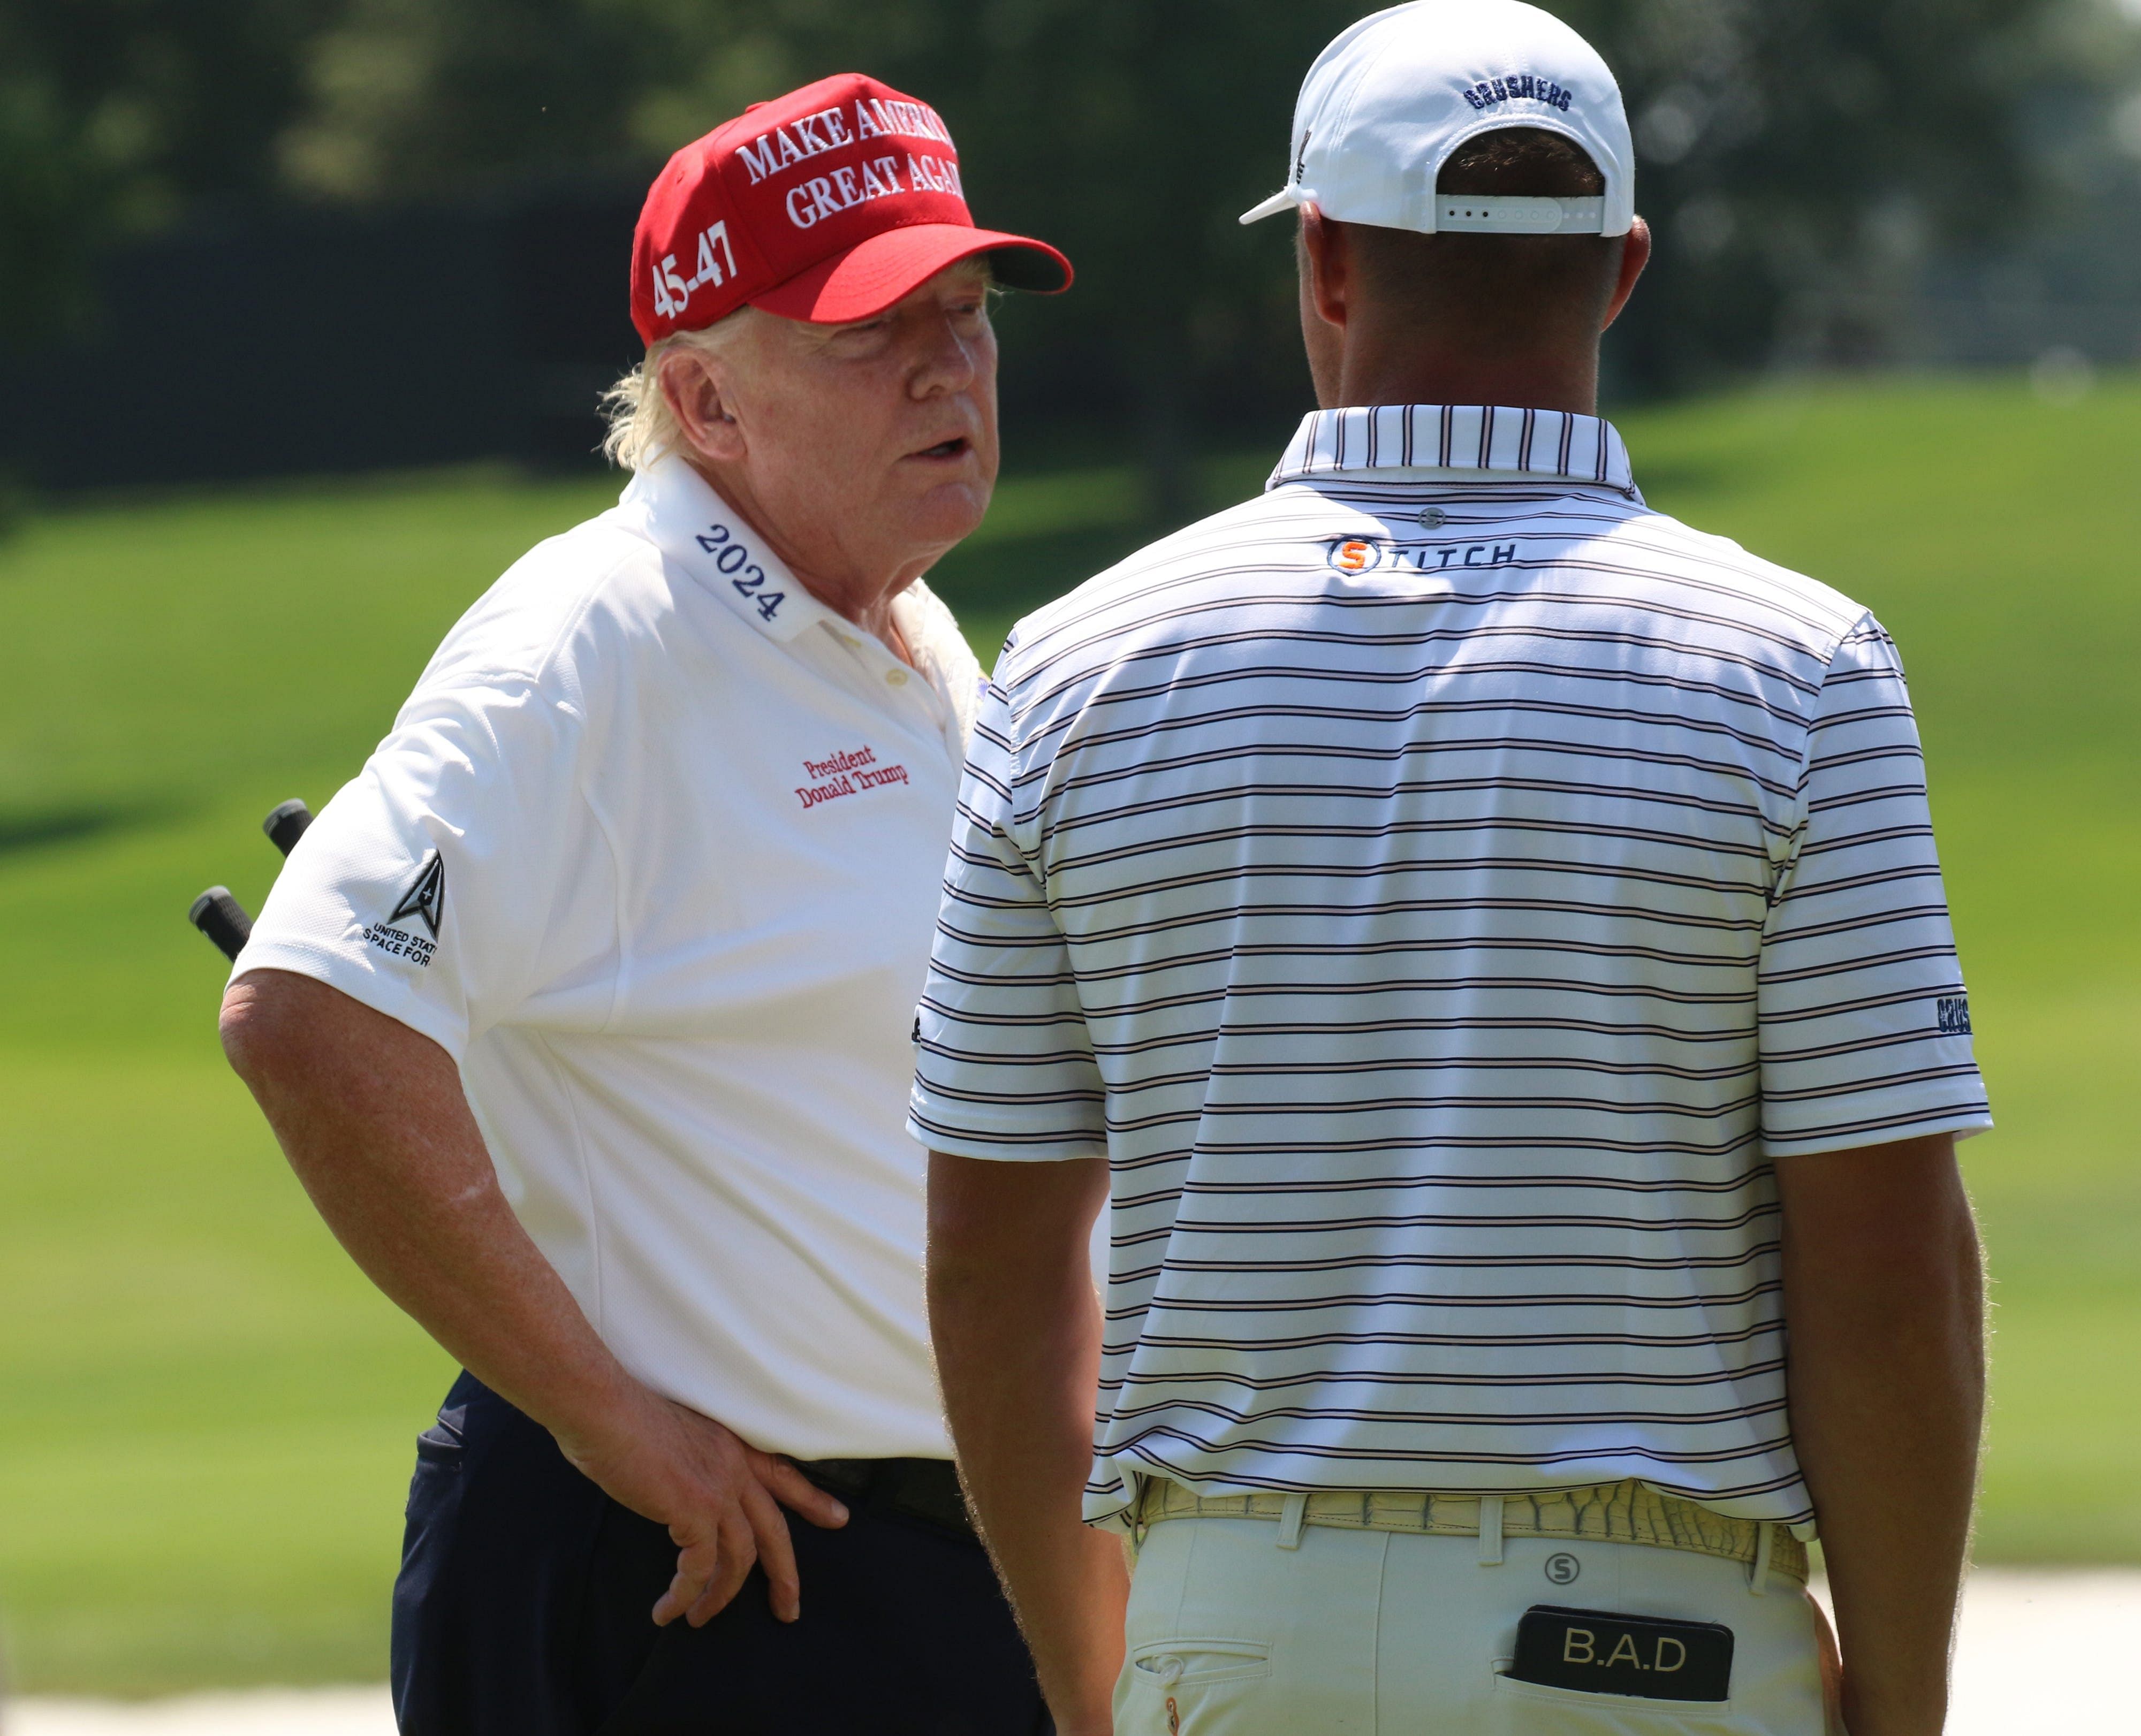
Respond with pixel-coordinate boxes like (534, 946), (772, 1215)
(1130, 1639), (1272, 1689)
(1123, 1640), (1273, 1735)
(405, 1399), (469, 1518)
(1490, 1670), (1745, 1731)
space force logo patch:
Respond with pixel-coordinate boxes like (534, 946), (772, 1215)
(363, 851), (445, 968)
(1508, 1605), (1733, 1702)
(391, 853), (446, 936)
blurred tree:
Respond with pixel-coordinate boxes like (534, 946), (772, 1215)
(2, 0), (2105, 488)
(1559, 0), (2071, 387)
(277, 0), (709, 198)
(0, 0), (338, 343)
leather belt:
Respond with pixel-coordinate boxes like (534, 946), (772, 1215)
(791, 1456), (975, 1543)
(1133, 1476), (1808, 1584)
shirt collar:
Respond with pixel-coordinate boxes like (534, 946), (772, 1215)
(1267, 404), (1639, 499)
(622, 455), (978, 736)
(622, 454), (834, 644)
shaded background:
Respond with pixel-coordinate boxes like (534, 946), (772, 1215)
(1, 0), (2137, 1700)
(6, 0), (2141, 502)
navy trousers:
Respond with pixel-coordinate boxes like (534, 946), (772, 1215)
(391, 1373), (1051, 1735)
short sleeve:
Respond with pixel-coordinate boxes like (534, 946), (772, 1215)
(906, 673), (1107, 1160)
(1757, 614), (1991, 1155)
(233, 677), (617, 1061)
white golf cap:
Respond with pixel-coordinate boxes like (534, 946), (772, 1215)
(1241, 0), (1635, 238)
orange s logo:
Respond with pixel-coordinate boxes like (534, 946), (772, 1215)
(1327, 537), (1382, 574)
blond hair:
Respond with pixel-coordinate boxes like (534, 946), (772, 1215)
(599, 309), (755, 471)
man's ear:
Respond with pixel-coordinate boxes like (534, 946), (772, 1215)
(1297, 204), (1352, 332)
(1601, 216), (1651, 332)
(659, 347), (746, 464)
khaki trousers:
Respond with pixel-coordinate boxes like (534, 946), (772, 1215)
(1115, 1506), (1835, 1734)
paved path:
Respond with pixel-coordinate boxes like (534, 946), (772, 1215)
(1941, 1571), (2139, 1733)
(11, 1569), (2136, 1732)
(8, 1689), (391, 1734)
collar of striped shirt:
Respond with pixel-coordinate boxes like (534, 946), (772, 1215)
(1269, 402), (1639, 498)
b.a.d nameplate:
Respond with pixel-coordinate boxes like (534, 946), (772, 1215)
(1509, 1604), (1733, 1702)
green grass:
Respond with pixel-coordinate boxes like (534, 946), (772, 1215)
(1611, 382), (2141, 1560)
(1, 377), (2135, 1692)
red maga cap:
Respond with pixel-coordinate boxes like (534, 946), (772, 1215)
(631, 72), (1072, 343)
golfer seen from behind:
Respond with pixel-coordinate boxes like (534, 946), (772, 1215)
(920, 6), (1988, 1734)
(221, 73), (1069, 1735)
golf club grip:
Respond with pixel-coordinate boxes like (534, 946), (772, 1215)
(189, 886), (254, 962)
(263, 798), (313, 857)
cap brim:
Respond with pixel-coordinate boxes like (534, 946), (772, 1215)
(751, 223), (1073, 324)
(1239, 186), (1302, 225)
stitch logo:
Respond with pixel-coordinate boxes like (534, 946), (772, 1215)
(1326, 537), (1385, 574)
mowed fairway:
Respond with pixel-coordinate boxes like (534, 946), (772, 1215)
(1, 378), (2135, 1693)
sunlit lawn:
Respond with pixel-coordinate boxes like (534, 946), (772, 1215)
(0, 376), (2134, 1691)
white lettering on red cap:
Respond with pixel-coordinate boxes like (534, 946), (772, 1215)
(859, 97), (951, 145)
(649, 220), (737, 322)
(784, 155), (912, 230)
(905, 154), (962, 197)
(740, 98), (954, 185)
(737, 127), (802, 184)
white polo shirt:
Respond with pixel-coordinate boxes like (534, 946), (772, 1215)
(237, 453), (981, 1460)
(911, 403), (1990, 1529)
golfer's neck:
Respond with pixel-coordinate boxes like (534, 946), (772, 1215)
(1330, 330), (1601, 418)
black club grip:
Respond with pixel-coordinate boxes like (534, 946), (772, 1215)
(188, 886), (254, 962)
(262, 799), (313, 857)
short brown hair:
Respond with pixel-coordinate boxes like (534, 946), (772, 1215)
(1343, 128), (1619, 345)
(1436, 126), (1606, 199)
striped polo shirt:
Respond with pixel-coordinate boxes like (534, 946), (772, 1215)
(909, 403), (1990, 1530)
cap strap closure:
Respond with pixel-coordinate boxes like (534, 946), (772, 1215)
(1435, 194), (1605, 234)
